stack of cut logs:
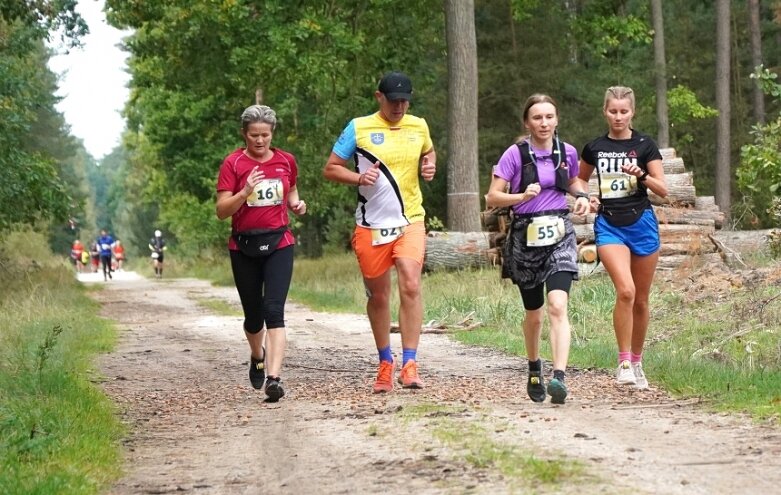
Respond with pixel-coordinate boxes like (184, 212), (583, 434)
(425, 148), (727, 272)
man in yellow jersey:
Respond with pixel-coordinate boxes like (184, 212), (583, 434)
(323, 71), (436, 393)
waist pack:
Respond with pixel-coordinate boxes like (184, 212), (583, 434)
(233, 227), (288, 257)
(599, 204), (648, 227)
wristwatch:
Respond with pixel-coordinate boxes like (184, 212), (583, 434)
(638, 170), (649, 182)
(573, 192), (589, 199)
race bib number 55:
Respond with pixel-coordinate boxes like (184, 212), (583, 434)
(526, 216), (565, 247)
(371, 226), (405, 246)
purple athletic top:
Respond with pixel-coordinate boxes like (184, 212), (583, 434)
(492, 140), (579, 215)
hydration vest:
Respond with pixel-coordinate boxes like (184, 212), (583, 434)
(514, 137), (569, 193)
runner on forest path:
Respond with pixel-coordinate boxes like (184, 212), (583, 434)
(149, 230), (167, 279)
(577, 86), (668, 390)
(323, 71), (436, 393)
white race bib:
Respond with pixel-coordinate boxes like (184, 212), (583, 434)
(600, 172), (637, 199)
(526, 216), (565, 247)
(246, 178), (284, 207)
(371, 226), (405, 246)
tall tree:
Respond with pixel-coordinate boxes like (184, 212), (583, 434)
(715, 0), (731, 219)
(747, 0), (765, 125)
(651, 0), (669, 148)
(445, 0), (481, 231)
(0, 5), (85, 232)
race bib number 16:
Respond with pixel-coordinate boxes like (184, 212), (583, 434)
(246, 178), (284, 207)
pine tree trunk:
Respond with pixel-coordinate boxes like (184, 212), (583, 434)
(715, 0), (732, 221)
(445, 0), (481, 232)
(651, 0), (669, 147)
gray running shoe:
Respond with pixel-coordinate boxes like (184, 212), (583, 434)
(632, 362), (649, 390)
(616, 360), (637, 385)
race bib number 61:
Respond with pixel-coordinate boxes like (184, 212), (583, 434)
(600, 172), (637, 199)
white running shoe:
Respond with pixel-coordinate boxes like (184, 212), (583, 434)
(616, 360), (637, 385)
(632, 362), (649, 390)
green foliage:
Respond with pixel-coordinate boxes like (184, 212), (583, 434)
(0, 23), (74, 231)
(97, 0), (781, 253)
(667, 84), (719, 145)
(0, 0), (87, 48)
(105, 0), (446, 253)
(572, 9), (652, 59)
(0, 230), (123, 493)
(159, 193), (228, 258)
(0, 6), (90, 242)
(737, 67), (781, 228)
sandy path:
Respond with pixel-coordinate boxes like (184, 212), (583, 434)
(89, 276), (780, 494)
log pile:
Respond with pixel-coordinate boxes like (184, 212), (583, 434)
(425, 148), (749, 272)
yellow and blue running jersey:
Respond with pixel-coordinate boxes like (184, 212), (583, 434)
(332, 112), (434, 228)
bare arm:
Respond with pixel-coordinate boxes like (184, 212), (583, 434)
(216, 165), (262, 220)
(576, 159), (600, 213)
(640, 159), (668, 198)
(287, 186), (307, 216)
(216, 188), (252, 220)
(485, 175), (535, 208)
(323, 152), (362, 186)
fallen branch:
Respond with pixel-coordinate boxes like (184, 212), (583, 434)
(391, 312), (483, 334)
(611, 397), (702, 410)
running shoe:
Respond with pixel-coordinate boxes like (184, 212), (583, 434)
(548, 377), (568, 404)
(632, 362), (649, 390)
(372, 360), (395, 393)
(527, 371), (546, 402)
(398, 360), (424, 389)
(616, 360), (637, 385)
(265, 377), (285, 402)
(249, 349), (266, 390)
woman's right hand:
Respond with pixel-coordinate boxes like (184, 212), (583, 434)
(522, 183), (541, 202)
(242, 166), (262, 197)
(589, 195), (600, 213)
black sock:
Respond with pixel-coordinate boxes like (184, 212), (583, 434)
(553, 369), (566, 381)
(529, 359), (542, 373)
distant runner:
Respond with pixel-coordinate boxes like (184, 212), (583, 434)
(149, 230), (167, 279)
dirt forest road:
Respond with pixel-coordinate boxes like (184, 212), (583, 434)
(87, 274), (781, 495)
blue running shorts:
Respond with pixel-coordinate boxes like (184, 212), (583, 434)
(594, 209), (660, 256)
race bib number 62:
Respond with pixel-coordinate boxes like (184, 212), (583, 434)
(371, 226), (405, 246)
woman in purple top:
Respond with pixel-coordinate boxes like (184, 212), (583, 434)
(486, 94), (590, 405)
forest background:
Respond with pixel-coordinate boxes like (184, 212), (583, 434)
(2, 0), (781, 259)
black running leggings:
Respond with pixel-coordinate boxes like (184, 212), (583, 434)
(230, 245), (294, 333)
(518, 271), (574, 311)
(100, 255), (112, 277)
